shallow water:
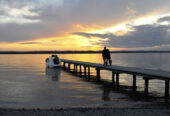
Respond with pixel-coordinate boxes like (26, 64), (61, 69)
(0, 53), (170, 109)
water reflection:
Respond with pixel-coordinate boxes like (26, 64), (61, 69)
(59, 54), (103, 63)
(110, 53), (170, 71)
(46, 67), (61, 81)
(1, 54), (170, 109)
(102, 85), (111, 101)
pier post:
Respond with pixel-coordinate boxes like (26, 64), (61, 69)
(73, 64), (76, 72)
(133, 75), (137, 90)
(116, 73), (119, 85)
(68, 63), (71, 70)
(84, 66), (87, 77)
(76, 64), (78, 73)
(112, 72), (115, 84)
(144, 78), (149, 94)
(88, 67), (90, 79)
(63, 62), (66, 69)
(96, 68), (100, 81)
(165, 80), (169, 99)
(79, 65), (82, 76)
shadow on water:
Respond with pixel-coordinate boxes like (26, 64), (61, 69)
(62, 67), (170, 105)
(46, 67), (61, 81)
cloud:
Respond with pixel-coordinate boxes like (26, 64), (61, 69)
(0, 2), (41, 24)
(158, 16), (170, 23)
(0, 0), (170, 44)
(20, 42), (41, 45)
(125, 2), (137, 20)
(74, 18), (170, 48)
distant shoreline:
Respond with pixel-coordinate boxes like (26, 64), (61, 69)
(1, 51), (170, 54)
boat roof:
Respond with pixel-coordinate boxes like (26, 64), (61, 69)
(51, 55), (58, 57)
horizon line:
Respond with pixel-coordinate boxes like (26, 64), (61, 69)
(1, 50), (170, 54)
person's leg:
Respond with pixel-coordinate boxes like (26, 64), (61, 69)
(106, 59), (108, 66)
(109, 59), (112, 66)
(103, 58), (106, 66)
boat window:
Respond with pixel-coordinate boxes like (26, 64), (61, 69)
(46, 58), (49, 63)
(53, 57), (59, 64)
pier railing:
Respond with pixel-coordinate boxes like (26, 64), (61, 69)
(61, 59), (170, 99)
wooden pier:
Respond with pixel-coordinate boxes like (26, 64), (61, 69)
(61, 59), (170, 99)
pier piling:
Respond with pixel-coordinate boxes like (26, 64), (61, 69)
(76, 64), (78, 72)
(88, 67), (90, 78)
(79, 65), (82, 76)
(73, 64), (76, 72)
(61, 59), (170, 100)
(165, 81), (169, 98)
(112, 72), (115, 84)
(84, 66), (87, 77)
(63, 62), (66, 69)
(144, 78), (149, 94)
(133, 75), (137, 90)
(116, 73), (119, 85)
(96, 68), (100, 81)
(68, 63), (71, 70)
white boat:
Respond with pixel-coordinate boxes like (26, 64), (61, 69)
(46, 55), (61, 68)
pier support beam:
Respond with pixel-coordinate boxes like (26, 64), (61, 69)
(112, 72), (115, 84)
(96, 69), (100, 81)
(144, 78), (149, 94)
(165, 80), (169, 99)
(116, 73), (119, 85)
(133, 75), (137, 90)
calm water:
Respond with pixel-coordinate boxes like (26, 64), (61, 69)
(0, 53), (170, 109)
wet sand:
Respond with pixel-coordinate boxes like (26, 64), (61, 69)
(1, 107), (170, 116)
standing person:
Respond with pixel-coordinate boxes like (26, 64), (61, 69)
(106, 48), (112, 66)
(102, 47), (107, 66)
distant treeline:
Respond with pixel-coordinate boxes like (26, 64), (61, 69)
(0, 51), (101, 54)
(1, 50), (170, 54)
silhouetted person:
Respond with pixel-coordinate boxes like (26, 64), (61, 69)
(102, 47), (107, 66)
(106, 49), (112, 66)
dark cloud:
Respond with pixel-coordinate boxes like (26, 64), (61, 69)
(73, 32), (112, 39)
(158, 16), (170, 23)
(74, 22), (170, 48)
(0, 23), (57, 42)
(20, 42), (41, 45)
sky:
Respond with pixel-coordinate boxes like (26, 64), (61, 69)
(0, 0), (170, 51)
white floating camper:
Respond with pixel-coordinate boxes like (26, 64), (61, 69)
(46, 55), (61, 68)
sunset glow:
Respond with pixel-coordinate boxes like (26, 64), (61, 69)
(0, 0), (170, 51)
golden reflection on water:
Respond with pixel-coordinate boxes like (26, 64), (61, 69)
(0, 54), (134, 84)
(0, 53), (168, 89)
(59, 54), (103, 63)
(0, 54), (103, 69)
